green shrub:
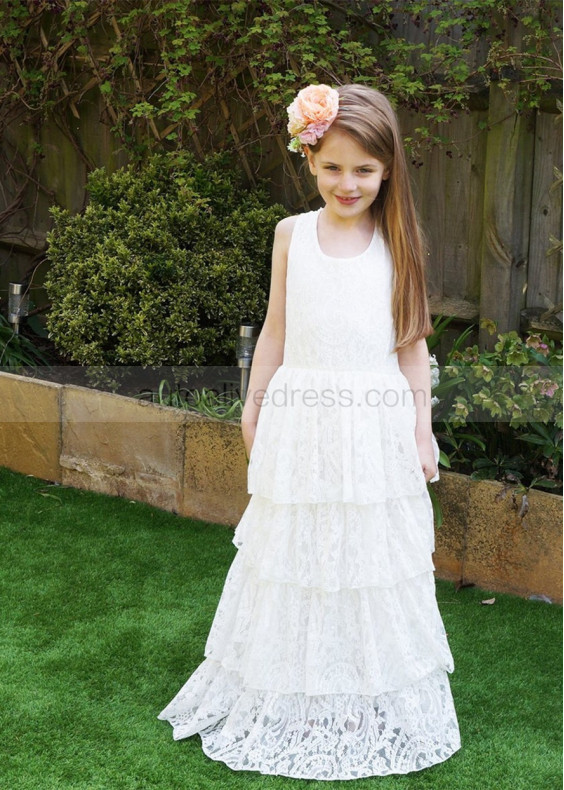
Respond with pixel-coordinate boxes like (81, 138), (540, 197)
(431, 320), (563, 492)
(437, 329), (562, 429)
(44, 152), (288, 366)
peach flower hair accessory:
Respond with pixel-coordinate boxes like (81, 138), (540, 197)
(286, 84), (339, 155)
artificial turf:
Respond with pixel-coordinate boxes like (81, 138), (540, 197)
(0, 466), (561, 790)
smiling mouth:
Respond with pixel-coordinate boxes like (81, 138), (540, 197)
(336, 196), (360, 203)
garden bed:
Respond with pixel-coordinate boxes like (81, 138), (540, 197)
(0, 369), (561, 603)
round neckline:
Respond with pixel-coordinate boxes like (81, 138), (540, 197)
(314, 208), (378, 261)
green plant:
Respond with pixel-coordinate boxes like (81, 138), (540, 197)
(432, 319), (563, 492)
(436, 422), (488, 468)
(44, 151), (288, 367)
(137, 380), (243, 421)
(0, 313), (51, 369)
(517, 422), (563, 491)
(439, 328), (562, 426)
(426, 313), (457, 352)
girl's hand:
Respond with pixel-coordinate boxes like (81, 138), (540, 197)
(241, 421), (257, 463)
(416, 434), (438, 483)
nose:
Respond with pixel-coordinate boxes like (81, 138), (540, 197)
(339, 172), (357, 193)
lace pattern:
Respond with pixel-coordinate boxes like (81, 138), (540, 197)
(283, 209), (397, 371)
(158, 209), (460, 778)
(158, 662), (460, 780)
(203, 560), (454, 695)
(247, 366), (435, 502)
(233, 495), (436, 590)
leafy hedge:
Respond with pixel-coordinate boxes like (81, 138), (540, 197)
(44, 152), (288, 366)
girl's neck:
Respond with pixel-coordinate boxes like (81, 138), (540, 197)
(317, 206), (376, 258)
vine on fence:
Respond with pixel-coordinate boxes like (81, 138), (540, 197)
(0, 0), (561, 159)
(0, 0), (561, 285)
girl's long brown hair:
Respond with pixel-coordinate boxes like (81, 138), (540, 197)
(308, 84), (434, 351)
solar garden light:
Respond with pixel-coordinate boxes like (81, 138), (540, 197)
(236, 323), (260, 402)
(8, 283), (29, 335)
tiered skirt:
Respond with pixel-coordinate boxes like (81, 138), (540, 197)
(158, 366), (461, 779)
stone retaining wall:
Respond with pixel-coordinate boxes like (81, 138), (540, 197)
(1, 370), (561, 603)
(0, 371), (249, 524)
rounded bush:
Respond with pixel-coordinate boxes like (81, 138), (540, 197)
(44, 152), (288, 366)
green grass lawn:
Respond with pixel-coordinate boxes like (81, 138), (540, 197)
(0, 466), (561, 790)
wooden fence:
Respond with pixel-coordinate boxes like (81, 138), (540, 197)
(0, 9), (561, 351)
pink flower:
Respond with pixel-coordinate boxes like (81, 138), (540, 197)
(539, 380), (558, 397)
(526, 334), (550, 355)
(287, 84), (339, 150)
(298, 120), (333, 145)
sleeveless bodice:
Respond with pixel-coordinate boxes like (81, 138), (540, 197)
(283, 208), (399, 372)
(246, 207), (439, 503)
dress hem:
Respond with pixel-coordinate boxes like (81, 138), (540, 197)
(197, 737), (462, 781)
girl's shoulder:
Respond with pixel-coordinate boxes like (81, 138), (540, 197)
(274, 212), (307, 253)
(275, 213), (299, 238)
(275, 210), (317, 247)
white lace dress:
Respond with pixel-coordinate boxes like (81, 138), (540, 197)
(158, 208), (461, 779)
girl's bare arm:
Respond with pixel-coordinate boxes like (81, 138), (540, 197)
(397, 338), (437, 481)
(240, 216), (296, 450)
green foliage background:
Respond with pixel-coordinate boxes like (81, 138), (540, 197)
(0, 1), (560, 157)
(431, 324), (563, 491)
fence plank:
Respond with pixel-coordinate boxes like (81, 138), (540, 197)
(399, 110), (487, 310)
(479, 83), (535, 344)
(527, 111), (563, 316)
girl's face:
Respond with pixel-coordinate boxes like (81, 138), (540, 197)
(305, 128), (389, 221)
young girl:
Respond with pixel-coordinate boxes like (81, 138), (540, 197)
(158, 83), (461, 780)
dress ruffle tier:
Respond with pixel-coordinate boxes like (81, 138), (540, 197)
(247, 365), (436, 504)
(158, 662), (458, 779)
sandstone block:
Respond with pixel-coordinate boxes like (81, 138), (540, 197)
(0, 371), (62, 482)
(432, 472), (470, 581)
(61, 385), (185, 512)
(182, 416), (250, 526)
(464, 480), (563, 603)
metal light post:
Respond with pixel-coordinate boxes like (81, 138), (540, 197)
(236, 323), (260, 402)
(8, 283), (29, 335)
